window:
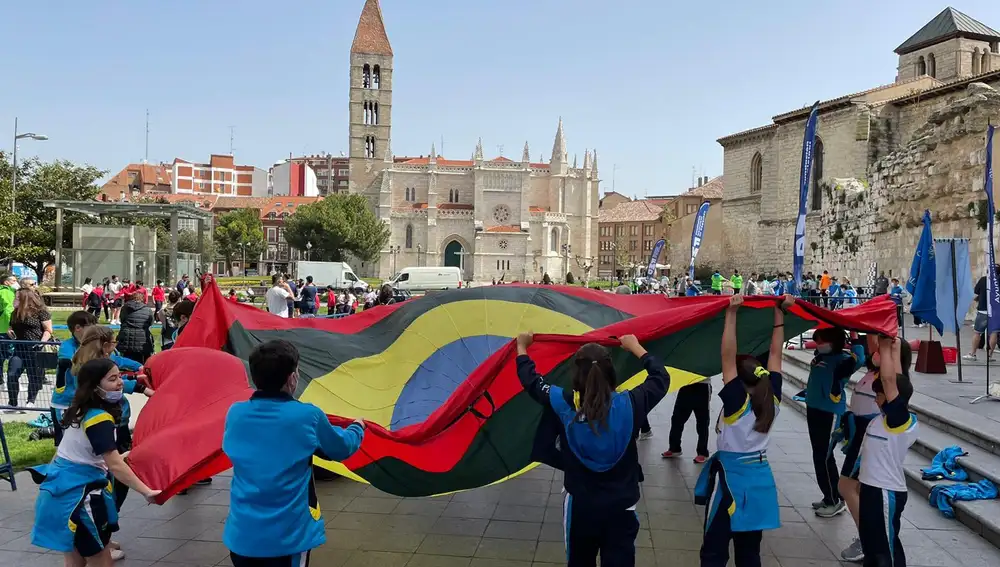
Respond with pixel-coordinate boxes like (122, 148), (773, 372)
(630, 225), (638, 236)
(917, 56), (926, 76)
(615, 225), (624, 236)
(644, 240), (652, 251)
(495, 260), (510, 271)
(405, 224), (413, 249)
(686, 203), (698, 215)
(498, 239), (509, 250)
(268, 212), (276, 220)
(364, 101), (379, 125)
(644, 225), (653, 236)
(493, 205), (511, 224)
(927, 52), (936, 78)
(550, 227), (559, 252)
(365, 136), (376, 159)
(362, 64), (371, 88)
(811, 137), (824, 211)
(267, 227), (277, 242)
(373, 65), (381, 89)
(404, 187), (416, 202)
(629, 240), (637, 251)
(750, 151), (763, 194)
(448, 188), (459, 203)
(338, 168), (349, 176)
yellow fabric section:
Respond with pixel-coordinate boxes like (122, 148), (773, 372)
(300, 300), (593, 428)
(615, 367), (705, 394)
(68, 519), (77, 533)
(723, 396), (751, 425)
(829, 392), (843, 403)
(884, 415), (915, 434)
(728, 500), (737, 516)
(309, 504), (322, 521)
(83, 412), (113, 430)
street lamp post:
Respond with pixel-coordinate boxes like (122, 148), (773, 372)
(306, 241), (312, 261)
(10, 118), (48, 247)
(561, 243), (571, 283)
(238, 242), (247, 277)
(388, 245), (400, 275)
(610, 242), (617, 284)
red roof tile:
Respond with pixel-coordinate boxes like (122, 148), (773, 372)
(528, 206), (548, 212)
(351, 0), (393, 56)
(484, 225), (522, 233)
(597, 200), (664, 223)
(439, 203), (473, 210)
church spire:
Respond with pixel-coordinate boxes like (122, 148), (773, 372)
(522, 141), (530, 163)
(592, 149), (598, 176)
(351, 0), (393, 55)
(474, 137), (484, 161)
(383, 138), (393, 163)
(430, 142), (437, 164)
(550, 118), (568, 175)
(573, 154), (578, 169)
(583, 150), (592, 171)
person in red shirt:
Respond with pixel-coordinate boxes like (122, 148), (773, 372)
(151, 281), (166, 316)
(133, 280), (149, 305)
(228, 289), (239, 303)
(185, 285), (199, 303)
(325, 286), (337, 316)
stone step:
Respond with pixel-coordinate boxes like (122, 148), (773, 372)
(782, 351), (1000, 457)
(775, 367), (1000, 549)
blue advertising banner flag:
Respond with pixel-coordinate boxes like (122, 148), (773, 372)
(906, 210), (944, 334)
(646, 239), (665, 278)
(933, 239), (974, 334)
(984, 124), (1000, 333)
(793, 102), (820, 287)
(688, 202), (711, 279)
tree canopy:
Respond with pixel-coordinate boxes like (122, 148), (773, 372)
(0, 152), (105, 279)
(283, 194), (389, 262)
(214, 208), (265, 270)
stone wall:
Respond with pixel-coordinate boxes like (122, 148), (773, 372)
(666, 202), (723, 274)
(809, 83), (1000, 288)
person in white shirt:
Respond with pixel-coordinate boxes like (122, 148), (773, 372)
(107, 275), (123, 325)
(856, 336), (917, 567)
(265, 275), (293, 318)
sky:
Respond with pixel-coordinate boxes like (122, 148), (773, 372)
(4, 1), (1000, 198)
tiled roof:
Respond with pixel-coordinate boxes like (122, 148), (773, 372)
(528, 206), (548, 212)
(896, 7), (1000, 55)
(399, 155), (544, 168)
(484, 225), (522, 233)
(489, 157), (514, 163)
(153, 195), (321, 220)
(102, 164), (172, 190)
(439, 203), (473, 210)
(351, 0), (393, 56)
(717, 124), (778, 145)
(683, 176), (724, 200)
(597, 200), (664, 223)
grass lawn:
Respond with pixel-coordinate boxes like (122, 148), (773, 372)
(1, 421), (55, 470)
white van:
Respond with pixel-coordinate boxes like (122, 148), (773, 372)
(389, 267), (462, 291)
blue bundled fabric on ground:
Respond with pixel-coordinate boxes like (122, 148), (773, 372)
(921, 445), (969, 481)
(929, 479), (998, 518)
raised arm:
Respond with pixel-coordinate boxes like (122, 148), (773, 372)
(515, 332), (551, 405)
(768, 295), (795, 373)
(879, 336), (899, 402)
(621, 334), (670, 415)
(721, 295), (742, 383)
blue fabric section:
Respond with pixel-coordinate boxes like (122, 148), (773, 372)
(906, 211), (944, 334)
(693, 451), (780, 532)
(929, 479), (998, 518)
(934, 240), (976, 334)
(30, 458), (115, 553)
(391, 335), (507, 430)
(548, 385), (634, 473)
(888, 492), (897, 564)
(564, 494), (572, 562)
(223, 398), (360, 557)
(921, 446), (969, 481)
(805, 350), (859, 414)
(51, 339), (79, 408)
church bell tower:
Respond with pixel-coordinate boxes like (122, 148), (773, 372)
(348, 0), (393, 196)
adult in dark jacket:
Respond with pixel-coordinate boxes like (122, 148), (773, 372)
(117, 292), (154, 363)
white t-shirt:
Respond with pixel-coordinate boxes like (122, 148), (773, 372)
(81, 283), (94, 296)
(850, 370), (881, 417)
(108, 281), (122, 295)
(858, 402), (918, 492)
(266, 286), (291, 317)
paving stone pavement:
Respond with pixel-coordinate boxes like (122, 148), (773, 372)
(2, 376), (999, 567)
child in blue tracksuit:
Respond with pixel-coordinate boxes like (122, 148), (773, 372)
(696, 294), (792, 567)
(806, 327), (864, 518)
(223, 339), (365, 567)
(515, 331), (669, 567)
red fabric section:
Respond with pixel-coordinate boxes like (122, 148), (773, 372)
(143, 279), (899, 496)
(128, 347), (253, 502)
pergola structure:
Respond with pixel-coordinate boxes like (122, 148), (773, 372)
(41, 200), (216, 290)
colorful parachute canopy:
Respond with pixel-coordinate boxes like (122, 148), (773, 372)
(128, 278), (897, 501)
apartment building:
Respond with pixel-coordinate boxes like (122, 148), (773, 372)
(288, 154), (350, 195)
(172, 154), (268, 197)
(270, 161), (320, 197)
(99, 163), (173, 201)
(596, 200), (665, 279)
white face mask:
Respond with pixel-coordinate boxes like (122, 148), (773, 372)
(817, 344), (833, 355)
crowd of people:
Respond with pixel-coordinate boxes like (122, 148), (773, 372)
(0, 267), (925, 566)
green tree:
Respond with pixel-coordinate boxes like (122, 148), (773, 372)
(283, 194), (389, 261)
(177, 228), (217, 266)
(214, 208), (265, 271)
(0, 152), (105, 279)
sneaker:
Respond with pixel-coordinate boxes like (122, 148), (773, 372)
(840, 537), (864, 562)
(811, 500), (827, 510)
(195, 477), (213, 486)
(815, 500), (847, 518)
(110, 548), (125, 561)
(963, 354), (978, 361)
(661, 450), (682, 458)
(693, 455), (707, 464)
(638, 430), (653, 441)
(23, 402), (35, 410)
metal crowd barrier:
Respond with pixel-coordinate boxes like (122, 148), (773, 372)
(0, 339), (61, 414)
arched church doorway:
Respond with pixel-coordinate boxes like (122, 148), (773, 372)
(444, 240), (464, 269)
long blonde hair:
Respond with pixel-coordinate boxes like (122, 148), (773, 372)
(71, 326), (116, 375)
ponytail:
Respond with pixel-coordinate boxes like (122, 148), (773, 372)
(572, 343), (618, 434)
(737, 356), (776, 433)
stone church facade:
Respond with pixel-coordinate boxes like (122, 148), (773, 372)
(347, 0), (599, 281)
(718, 7), (1000, 283)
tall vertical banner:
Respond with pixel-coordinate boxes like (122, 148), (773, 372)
(793, 102), (821, 286)
(688, 201), (711, 279)
(984, 124), (1000, 333)
(645, 238), (666, 278)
